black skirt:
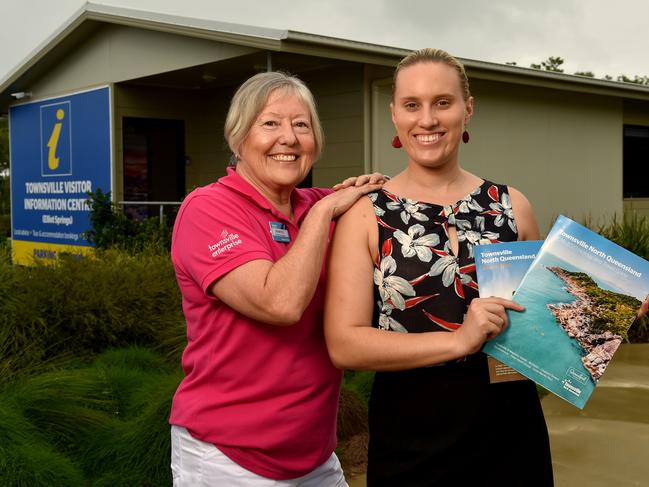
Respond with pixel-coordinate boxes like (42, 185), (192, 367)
(367, 354), (554, 487)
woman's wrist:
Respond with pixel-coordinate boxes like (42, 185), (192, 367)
(311, 198), (337, 221)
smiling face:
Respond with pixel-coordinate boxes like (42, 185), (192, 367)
(237, 88), (316, 196)
(391, 61), (473, 170)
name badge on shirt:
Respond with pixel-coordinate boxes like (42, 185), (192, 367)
(269, 222), (291, 243)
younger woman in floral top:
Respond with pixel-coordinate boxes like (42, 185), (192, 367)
(324, 49), (553, 486)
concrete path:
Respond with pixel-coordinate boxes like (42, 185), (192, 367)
(543, 343), (649, 487)
(348, 344), (649, 487)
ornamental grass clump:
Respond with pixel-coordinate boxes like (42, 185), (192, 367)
(0, 347), (181, 486)
(3, 368), (116, 456)
(78, 347), (181, 486)
(0, 248), (182, 379)
(597, 212), (649, 261)
(0, 374), (94, 486)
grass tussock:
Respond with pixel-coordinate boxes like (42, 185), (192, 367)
(596, 212), (649, 261)
(0, 249), (183, 381)
(1, 347), (181, 486)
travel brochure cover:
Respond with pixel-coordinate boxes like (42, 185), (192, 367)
(476, 215), (649, 409)
(475, 240), (542, 300)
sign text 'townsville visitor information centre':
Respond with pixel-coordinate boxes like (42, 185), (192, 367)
(9, 86), (112, 264)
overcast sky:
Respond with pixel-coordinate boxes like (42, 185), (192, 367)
(1, 0), (649, 83)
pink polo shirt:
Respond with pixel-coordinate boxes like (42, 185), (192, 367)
(169, 168), (341, 480)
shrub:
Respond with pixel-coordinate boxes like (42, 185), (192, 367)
(629, 315), (649, 343)
(0, 213), (9, 238)
(0, 235), (9, 262)
(83, 188), (174, 254)
(343, 370), (374, 406)
(0, 249), (183, 381)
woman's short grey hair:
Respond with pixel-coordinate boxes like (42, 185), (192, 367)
(224, 71), (324, 163)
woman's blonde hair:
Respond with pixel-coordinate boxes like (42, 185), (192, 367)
(393, 48), (471, 100)
(224, 71), (324, 162)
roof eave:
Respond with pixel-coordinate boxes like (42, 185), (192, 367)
(464, 59), (649, 100)
(83, 4), (287, 51)
(0, 5), (90, 98)
(3, 2), (649, 111)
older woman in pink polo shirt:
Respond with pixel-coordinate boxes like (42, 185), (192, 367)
(168, 72), (383, 486)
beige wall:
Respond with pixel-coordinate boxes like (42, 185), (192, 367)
(190, 88), (233, 187)
(465, 80), (623, 234)
(369, 77), (408, 177)
(114, 82), (245, 200)
(624, 198), (649, 217)
(110, 83), (240, 203)
(188, 64), (368, 191)
(30, 24), (257, 99)
(114, 64), (369, 200)
(369, 77), (624, 235)
(300, 65), (365, 187)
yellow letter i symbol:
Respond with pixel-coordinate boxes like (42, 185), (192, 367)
(47, 108), (65, 170)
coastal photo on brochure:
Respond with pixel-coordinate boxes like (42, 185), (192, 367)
(478, 215), (649, 408)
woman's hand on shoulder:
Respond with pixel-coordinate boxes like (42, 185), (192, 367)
(509, 187), (540, 241)
(332, 172), (388, 191)
(315, 180), (382, 219)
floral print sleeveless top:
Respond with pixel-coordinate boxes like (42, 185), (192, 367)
(370, 181), (518, 334)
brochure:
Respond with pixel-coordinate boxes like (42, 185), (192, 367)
(475, 240), (543, 299)
(475, 240), (543, 383)
(477, 216), (649, 408)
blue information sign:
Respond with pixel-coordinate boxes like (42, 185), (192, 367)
(9, 86), (112, 264)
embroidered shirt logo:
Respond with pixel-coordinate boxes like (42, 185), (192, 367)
(208, 229), (242, 257)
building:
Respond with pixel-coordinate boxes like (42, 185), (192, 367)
(1, 3), (648, 263)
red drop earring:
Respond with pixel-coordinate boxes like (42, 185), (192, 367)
(391, 135), (402, 148)
(462, 130), (470, 144)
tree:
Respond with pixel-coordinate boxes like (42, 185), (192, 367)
(527, 57), (649, 85)
(0, 117), (9, 221)
(530, 56), (564, 73)
(616, 74), (649, 85)
(0, 117), (8, 172)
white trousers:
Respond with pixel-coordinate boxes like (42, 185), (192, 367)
(171, 426), (349, 486)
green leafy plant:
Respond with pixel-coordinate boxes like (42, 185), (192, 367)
(83, 188), (173, 253)
(83, 188), (136, 250)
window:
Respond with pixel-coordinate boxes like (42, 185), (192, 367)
(623, 125), (649, 198)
